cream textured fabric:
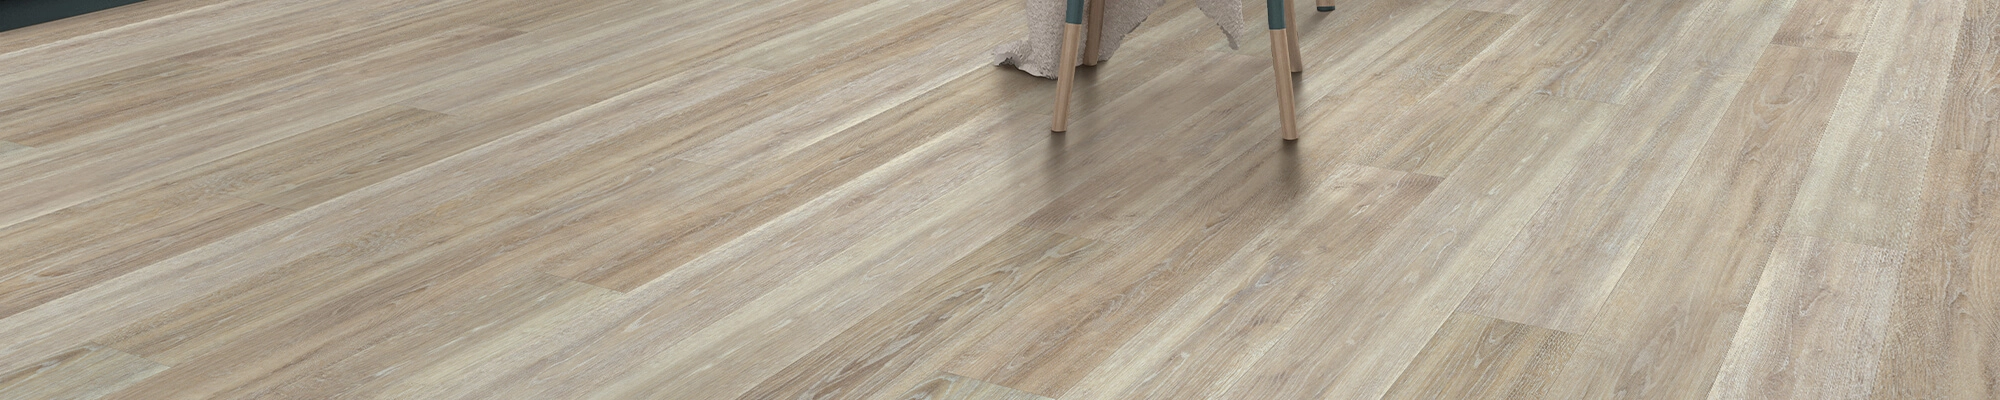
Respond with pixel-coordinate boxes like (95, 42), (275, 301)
(993, 0), (1246, 78)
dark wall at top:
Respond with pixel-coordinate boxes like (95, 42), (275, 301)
(1, 0), (149, 32)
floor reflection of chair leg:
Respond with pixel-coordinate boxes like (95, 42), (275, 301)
(1083, 0), (1103, 66)
(1052, 0), (1085, 132)
(1285, 0), (1302, 72)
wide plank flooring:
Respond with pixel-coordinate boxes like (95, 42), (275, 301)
(0, 0), (1993, 398)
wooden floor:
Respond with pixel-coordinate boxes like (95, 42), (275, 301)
(0, 0), (1992, 397)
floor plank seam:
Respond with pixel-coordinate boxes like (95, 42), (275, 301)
(1767, 41), (1863, 56)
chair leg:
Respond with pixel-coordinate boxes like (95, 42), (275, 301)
(1053, 2), (1084, 133)
(1083, 0), (1105, 66)
(1266, 0), (1298, 140)
(1317, 0), (1335, 12)
(1284, 0), (1302, 72)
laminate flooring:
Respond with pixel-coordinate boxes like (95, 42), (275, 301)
(0, 0), (1992, 398)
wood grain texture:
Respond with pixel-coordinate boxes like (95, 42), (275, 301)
(0, 21), (522, 232)
(1462, 44), (1858, 332)
(1869, 149), (2000, 399)
(1292, 7), (1517, 169)
(1381, 312), (1580, 400)
(1021, 8), (1505, 241)
(0, 345), (166, 400)
(1452, 0), (1540, 15)
(1217, 94), (1620, 400)
(742, 226), (1102, 400)
(1061, 164), (1440, 400)
(1337, 0), (1630, 176)
(897, 373), (1052, 400)
(1937, 0), (2000, 155)
(944, 94), (1332, 396)
(1527, 1), (1870, 396)
(100, 273), (620, 399)
(1709, 236), (1903, 400)
(0, 0), (1984, 397)
(1771, 0), (1879, 52)
(1537, 0), (1706, 103)
(1787, 0), (1968, 250)
(0, 141), (30, 162)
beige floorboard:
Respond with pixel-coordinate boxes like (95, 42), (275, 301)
(0, 0), (1986, 397)
(1786, 0), (1967, 250)
(1709, 236), (1903, 400)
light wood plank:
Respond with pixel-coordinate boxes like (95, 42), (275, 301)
(1936, 0), (2000, 155)
(1019, 9), (1507, 242)
(100, 272), (620, 399)
(1537, 0), (1708, 103)
(1709, 235), (1902, 400)
(717, 0), (971, 71)
(0, 23), (525, 232)
(0, 104), (495, 319)
(672, 4), (1018, 169)
(1523, 0), (1861, 396)
(0, 141), (27, 160)
(898, 373), (1052, 400)
(1453, 0), (1543, 15)
(0, 0), (487, 100)
(0, 0), (237, 54)
(0, 60), (214, 146)
(530, 40), (1053, 291)
(1869, 149), (2000, 399)
(1267, 0), (1460, 116)
(0, 62), (765, 375)
(1335, 0), (1633, 176)
(0, 0), (1980, 396)
(1061, 164), (1440, 399)
(1462, 44), (1858, 332)
(1381, 312), (1581, 400)
(741, 226), (1103, 400)
(1216, 94), (1619, 399)
(363, 48), (1164, 395)
(1282, 7), (1517, 168)
(1770, 0), (1879, 52)
(220, 107), (479, 210)
(86, 66), (763, 366)
(0, 23), (518, 148)
(0, 193), (285, 320)
(525, 53), (1273, 399)
(0, 345), (166, 400)
(944, 140), (1317, 396)
(1787, 0), (1968, 250)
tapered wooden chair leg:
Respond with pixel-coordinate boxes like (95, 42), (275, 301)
(1267, 0), (1298, 140)
(1284, 0), (1302, 72)
(1316, 0), (1335, 11)
(1083, 0), (1104, 66)
(1053, 0), (1085, 132)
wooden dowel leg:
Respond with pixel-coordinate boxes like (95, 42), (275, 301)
(1284, 0), (1302, 72)
(1083, 0), (1104, 66)
(1053, 23), (1083, 132)
(1270, 30), (1298, 140)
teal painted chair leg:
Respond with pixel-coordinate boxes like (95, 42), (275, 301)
(1052, 0), (1086, 132)
(1268, 0), (1299, 140)
(1317, 0), (1336, 12)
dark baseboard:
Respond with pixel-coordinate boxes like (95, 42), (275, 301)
(1, 0), (148, 32)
